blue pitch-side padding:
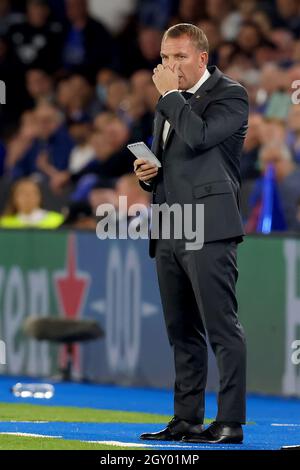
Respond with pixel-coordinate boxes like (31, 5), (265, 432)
(0, 376), (175, 415)
(0, 376), (300, 450)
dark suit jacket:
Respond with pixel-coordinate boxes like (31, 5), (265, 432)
(141, 66), (249, 257)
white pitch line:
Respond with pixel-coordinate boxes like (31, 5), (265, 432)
(82, 440), (148, 448)
(6, 421), (49, 424)
(80, 440), (210, 449)
(0, 432), (62, 439)
(271, 423), (300, 427)
(0, 434), (229, 449)
(0, 435), (200, 448)
(137, 444), (235, 449)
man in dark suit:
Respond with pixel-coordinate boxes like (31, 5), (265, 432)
(134, 24), (248, 444)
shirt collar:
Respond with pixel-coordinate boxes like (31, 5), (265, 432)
(185, 68), (211, 94)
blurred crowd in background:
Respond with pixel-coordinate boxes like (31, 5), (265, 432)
(1, 0), (300, 232)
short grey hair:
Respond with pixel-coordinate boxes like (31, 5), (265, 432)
(162, 23), (209, 53)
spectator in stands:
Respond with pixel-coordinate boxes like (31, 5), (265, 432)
(236, 21), (266, 57)
(89, 0), (135, 34)
(143, 82), (160, 114)
(263, 70), (291, 121)
(247, 143), (300, 232)
(269, 28), (295, 66)
(275, 0), (300, 38)
(71, 74), (103, 118)
(21, 118), (93, 198)
(8, 0), (63, 72)
(130, 70), (152, 99)
(56, 77), (75, 117)
(219, 0), (262, 42)
(25, 68), (54, 108)
(0, 0), (24, 36)
(171, 0), (207, 25)
(93, 111), (115, 133)
(286, 105), (300, 164)
(119, 91), (153, 144)
(253, 39), (278, 69)
(251, 8), (273, 37)
(2, 0), (300, 233)
(259, 118), (286, 146)
(114, 173), (151, 234)
(5, 110), (39, 172)
(241, 113), (263, 180)
(11, 103), (74, 191)
(89, 173), (151, 222)
(254, 63), (282, 113)
(100, 116), (131, 164)
(197, 19), (222, 65)
(0, 178), (64, 228)
(225, 66), (261, 111)
(119, 25), (163, 76)
(206, 0), (236, 40)
(217, 41), (240, 71)
(68, 118), (93, 174)
(56, 74), (103, 122)
(128, 71), (157, 143)
(115, 173), (151, 215)
(105, 79), (130, 114)
(72, 116), (133, 204)
(137, 25), (163, 69)
(137, 0), (174, 30)
(43, 117), (94, 193)
(62, 0), (117, 77)
(95, 68), (119, 107)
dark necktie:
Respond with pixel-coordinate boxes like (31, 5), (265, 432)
(181, 91), (193, 100)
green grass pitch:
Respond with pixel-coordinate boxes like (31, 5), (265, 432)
(0, 403), (172, 450)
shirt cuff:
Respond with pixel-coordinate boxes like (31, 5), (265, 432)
(163, 90), (179, 98)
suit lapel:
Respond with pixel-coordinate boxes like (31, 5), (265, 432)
(151, 112), (164, 157)
(187, 66), (222, 108)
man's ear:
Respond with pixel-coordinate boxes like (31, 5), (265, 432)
(199, 51), (208, 67)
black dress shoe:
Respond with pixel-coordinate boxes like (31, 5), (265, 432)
(182, 421), (243, 444)
(140, 417), (204, 441)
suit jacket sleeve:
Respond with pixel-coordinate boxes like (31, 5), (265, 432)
(156, 85), (249, 152)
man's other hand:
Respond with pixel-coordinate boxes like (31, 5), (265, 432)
(134, 159), (159, 182)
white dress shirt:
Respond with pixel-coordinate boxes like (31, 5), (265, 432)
(162, 68), (211, 145)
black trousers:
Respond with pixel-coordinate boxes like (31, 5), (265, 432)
(155, 237), (246, 424)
